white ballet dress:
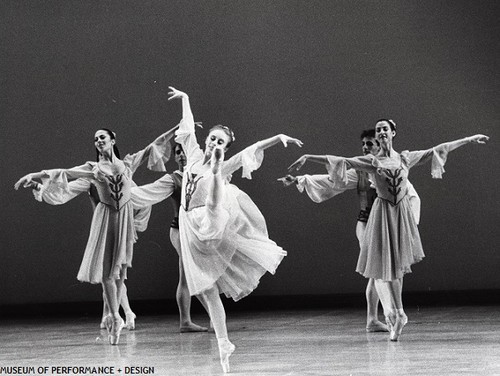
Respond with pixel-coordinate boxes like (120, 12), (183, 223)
(174, 117), (287, 301)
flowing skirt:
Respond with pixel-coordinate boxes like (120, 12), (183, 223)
(179, 184), (286, 301)
(77, 202), (137, 284)
(356, 196), (425, 281)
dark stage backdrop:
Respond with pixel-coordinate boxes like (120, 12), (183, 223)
(1, 0), (499, 306)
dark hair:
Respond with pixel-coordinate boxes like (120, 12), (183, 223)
(360, 129), (376, 139)
(375, 119), (397, 132)
(95, 128), (120, 161)
(173, 143), (184, 155)
(209, 124), (235, 148)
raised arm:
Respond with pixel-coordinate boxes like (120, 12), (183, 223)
(168, 86), (194, 132)
(124, 123), (180, 173)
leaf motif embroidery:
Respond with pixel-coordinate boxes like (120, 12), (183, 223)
(107, 174), (124, 210)
(185, 173), (203, 211)
(384, 168), (403, 205)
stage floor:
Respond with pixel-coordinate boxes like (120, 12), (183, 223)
(0, 305), (498, 375)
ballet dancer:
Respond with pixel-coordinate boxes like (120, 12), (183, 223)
(168, 86), (302, 372)
(288, 119), (488, 341)
(280, 128), (420, 332)
(14, 126), (177, 345)
(88, 184), (138, 331)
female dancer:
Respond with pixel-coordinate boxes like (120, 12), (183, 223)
(14, 126), (176, 345)
(288, 119), (488, 341)
(168, 86), (302, 372)
(88, 183), (143, 331)
(280, 129), (417, 332)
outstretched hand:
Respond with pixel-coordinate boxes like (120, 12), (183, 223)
(287, 155), (308, 172)
(469, 134), (489, 144)
(168, 86), (188, 101)
(278, 135), (303, 148)
(14, 174), (34, 190)
(277, 175), (298, 187)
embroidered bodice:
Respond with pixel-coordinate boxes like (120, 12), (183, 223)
(94, 171), (132, 210)
(181, 167), (209, 212)
(371, 164), (409, 205)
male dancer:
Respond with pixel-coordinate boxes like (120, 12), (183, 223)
(128, 143), (209, 332)
(168, 143), (209, 332)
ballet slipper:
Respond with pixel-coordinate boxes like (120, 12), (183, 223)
(389, 313), (408, 342)
(104, 315), (113, 333)
(385, 311), (396, 334)
(109, 316), (125, 345)
(217, 338), (235, 373)
(179, 322), (209, 333)
(211, 147), (224, 174)
(124, 312), (136, 330)
(366, 319), (389, 332)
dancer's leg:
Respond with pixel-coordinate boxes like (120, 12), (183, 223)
(375, 278), (407, 341)
(365, 278), (388, 332)
(102, 278), (124, 345)
(207, 147), (225, 208)
(120, 283), (136, 330)
(170, 228), (208, 332)
(201, 285), (235, 373)
(100, 291), (110, 329)
(356, 222), (388, 332)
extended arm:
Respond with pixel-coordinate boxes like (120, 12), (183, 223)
(14, 165), (93, 190)
(254, 134), (303, 151)
(435, 134), (489, 152)
(287, 154), (329, 172)
(279, 170), (358, 203)
(14, 171), (49, 190)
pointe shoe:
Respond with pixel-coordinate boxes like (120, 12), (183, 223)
(109, 316), (124, 345)
(389, 313), (408, 342)
(385, 312), (396, 334)
(211, 147), (224, 174)
(125, 312), (136, 330)
(100, 317), (107, 329)
(218, 338), (235, 373)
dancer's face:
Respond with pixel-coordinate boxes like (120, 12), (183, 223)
(205, 129), (231, 154)
(375, 121), (396, 145)
(174, 145), (186, 169)
(94, 130), (115, 155)
(361, 137), (379, 156)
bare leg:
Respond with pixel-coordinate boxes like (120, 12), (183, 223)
(170, 228), (209, 332)
(102, 278), (124, 345)
(356, 222), (388, 332)
(201, 285), (235, 373)
(365, 278), (388, 332)
(101, 284), (135, 330)
(120, 284), (136, 330)
(207, 147), (224, 208)
(100, 291), (110, 329)
(374, 278), (407, 341)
